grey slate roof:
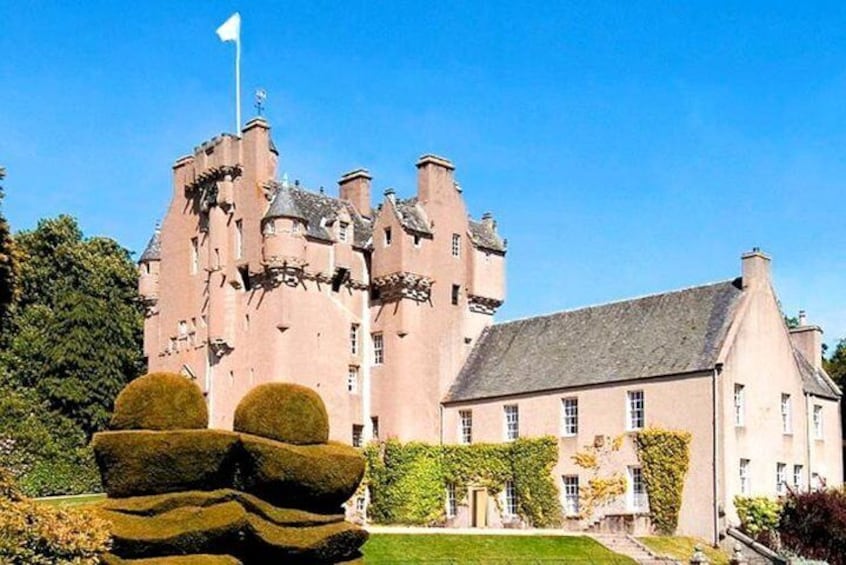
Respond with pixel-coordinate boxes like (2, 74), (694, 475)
(793, 349), (841, 399)
(468, 219), (506, 254)
(264, 182), (372, 248)
(446, 280), (745, 403)
(393, 197), (432, 235)
(139, 229), (161, 262)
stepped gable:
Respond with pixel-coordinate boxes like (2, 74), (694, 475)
(446, 279), (744, 402)
(264, 182), (372, 248)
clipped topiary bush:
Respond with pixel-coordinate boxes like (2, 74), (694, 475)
(111, 373), (208, 431)
(234, 383), (328, 445)
(238, 435), (365, 512)
(92, 430), (239, 497)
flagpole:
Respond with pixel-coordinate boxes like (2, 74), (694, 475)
(235, 33), (241, 135)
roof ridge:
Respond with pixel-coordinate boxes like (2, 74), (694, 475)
(494, 278), (740, 328)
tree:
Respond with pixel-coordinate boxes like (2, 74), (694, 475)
(824, 338), (846, 390)
(1, 215), (144, 437)
(0, 167), (15, 324)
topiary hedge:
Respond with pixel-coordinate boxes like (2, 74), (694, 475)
(365, 437), (561, 527)
(92, 430), (240, 497)
(634, 427), (691, 535)
(110, 373), (208, 431)
(778, 488), (846, 565)
(234, 383), (329, 445)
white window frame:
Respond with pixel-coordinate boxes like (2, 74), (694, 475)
(446, 483), (457, 518)
(561, 397), (578, 437)
(793, 464), (803, 491)
(339, 221), (349, 243)
(355, 495), (366, 514)
(781, 393), (792, 434)
(503, 480), (518, 517)
(628, 466), (647, 512)
(504, 404), (519, 441)
(813, 405), (823, 439)
(776, 462), (787, 496)
(740, 459), (751, 495)
(562, 475), (580, 516)
(347, 366), (359, 394)
(372, 333), (384, 365)
(451, 233), (461, 257)
(734, 384), (745, 427)
(626, 390), (644, 431)
(459, 410), (472, 445)
(235, 219), (243, 259)
(350, 324), (359, 355)
(352, 425), (363, 448)
(190, 237), (199, 274)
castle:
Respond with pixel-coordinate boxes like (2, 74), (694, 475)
(139, 117), (841, 543)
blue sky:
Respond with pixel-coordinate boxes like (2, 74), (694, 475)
(1, 2), (844, 346)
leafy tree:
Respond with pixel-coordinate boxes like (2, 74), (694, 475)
(825, 338), (846, 390)
(0, 167), (15, 324)
(1, 215), (144, 438)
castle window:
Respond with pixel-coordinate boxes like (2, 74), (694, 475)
(413, 234), (421, 247)
(384, 228), (392, 246)
(504, 405), (519, 441)
(372, 333), (384, 365)
(626, 390), (644, 431)
(235, 219), (243, 259)
(561, 398), (578, 437)
(291, 221), (300, 234)
(347, 366), (359, 394)
(451, 233), (461, 257)
(781, 394), (792, 434)
(734, 384), (745, 427)
(190, 237), (199, 274)
(143, 262), (150, 275)
(562, 475), (579, 516)
(793, 465), (803, 490)
(446, 483), (457, 518)
(339, 221), (349, 243)
(459, 410), (472, 444)
(350, 324), (359, 355)
(451, 284), (460, 305)
(355, 495), (366, 514)
(813, 405), (823, 439)
(352, 425), (363, 447)
(740, 459), (751, 495)
(776, 463), (787, 495)
(371, 417), (380, 439)
(263, 220), (276, 235)
(628, 467), (647, 511)
(503, 480), (518, 517)
(238, 266), (252, 291)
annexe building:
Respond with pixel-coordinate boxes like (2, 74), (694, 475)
(139, 118), (841, 544)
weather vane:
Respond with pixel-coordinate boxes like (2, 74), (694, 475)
(255, 88), (267, 116)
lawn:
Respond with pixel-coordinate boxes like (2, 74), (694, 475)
(362, 534), (637, 564)
(638, 536), (729, 565)
(35, 493), (106, 508)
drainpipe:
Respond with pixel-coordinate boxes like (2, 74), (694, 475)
(805, 392), (812, 489)
(439, 404), (444, 445)
(713, 363), (723, 547)
(359, 253), (373, 442)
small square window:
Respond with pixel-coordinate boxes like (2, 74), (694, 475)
(734, 384), (745, 427)
(740, 459), (751, 495)
(562, 475), (579, 516)
(347, 366), (359, 394)
(781, 393), (792, 435)
(776, 463), (787, 496)
(451, 233), (461, 257)
(561, 398), (578, 436)
(350, 324), (359, 355)
(413, 234), (422, 247)
(813, 405), (823, 439)
(339, 221), (349, 243)
(372, 333), (384, 365)
(459, 410), (472, 444)
(626, 390), (644, 431)
(384, 228), (392, 246)
(451, 284), (460, 305)
(352, 425), (364, 448)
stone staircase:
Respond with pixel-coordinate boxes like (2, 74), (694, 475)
(590, 534), (680, 565)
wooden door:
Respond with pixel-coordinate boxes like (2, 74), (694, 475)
(471, 489), (487, 528)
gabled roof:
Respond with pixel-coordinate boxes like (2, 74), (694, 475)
(139, 229), (161, 262)
(468, 219), (506, 254)
(264, 182), (372, 248)
(446, 279), (744, 403)
(793, 348), (841, 400)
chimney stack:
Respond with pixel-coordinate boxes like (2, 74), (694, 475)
(416, 154), (455, 205)
(339, 169), (372, 218)
(789, 310), (824, 370)
(741, 248), (771, 290)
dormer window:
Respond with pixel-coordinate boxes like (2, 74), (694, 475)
(263, 221), (276, 235)
(291, 221), (300, 234)
(339, 221), (349, 243)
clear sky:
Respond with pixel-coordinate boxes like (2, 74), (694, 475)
(1, 2), (844, 347)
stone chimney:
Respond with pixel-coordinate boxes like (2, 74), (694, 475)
(741, 248), (771, 290)
(481, 211), (496, 230)
(789, 310), (824, 369)
(241, 117), (276, 183)
(416, 154), (455, 205)
(338, 169), (372, 217)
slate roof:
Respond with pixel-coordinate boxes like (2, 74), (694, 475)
(139, 229), (161, 262)
(468, 219), (506, 254)
(393, 197), (432, 235)
(264, 182), (372, 248)
(793, 348), (841, 400)
(446, 279), (745, 402)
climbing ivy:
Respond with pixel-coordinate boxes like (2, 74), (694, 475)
(635, 427), (691, 534)
(364, 437), (561, 527)
(571, 435), (627, 520)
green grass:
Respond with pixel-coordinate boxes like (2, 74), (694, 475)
(362, 534), (637, 564)
(638, 536), (729, 565)
(35, 493), (106, 508)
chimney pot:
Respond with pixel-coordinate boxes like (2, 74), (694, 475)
(798, 310), (807, 326)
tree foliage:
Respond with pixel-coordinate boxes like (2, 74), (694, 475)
(779, 488), (846, 565)
(0, 167), (16, 325)
(824, 338), (846, 390)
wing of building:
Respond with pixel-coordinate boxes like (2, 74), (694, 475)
(139, 119), (842, 544)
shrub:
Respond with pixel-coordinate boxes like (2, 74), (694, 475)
(635, 428), (691, 534)
(101, 555), (243, 565)
(778, 488), (846, 565)
(92, 430), (239, 497)
(238, 435), (365, 512)
(0, 469), (111, 564)
(735, 495), (781, 544)
(233, 383), (329, 445)
(110, 372), (208, 431)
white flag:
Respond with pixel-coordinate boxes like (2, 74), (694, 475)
(216, 13), (240, 43)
